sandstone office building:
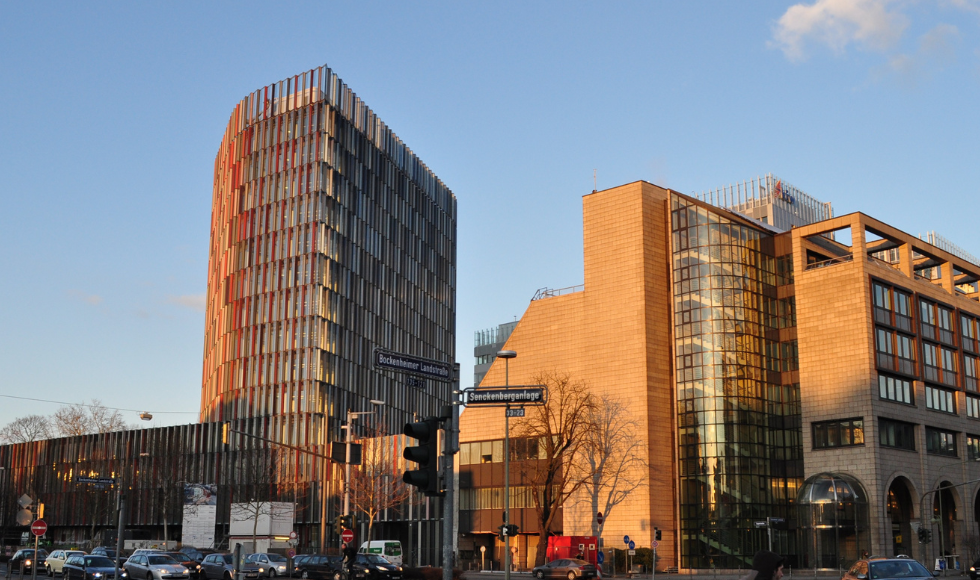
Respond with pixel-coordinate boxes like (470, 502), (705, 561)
(459, 180), (980, 571)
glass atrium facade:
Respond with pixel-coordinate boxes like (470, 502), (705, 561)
(201, 65), (458, 445)
(670, 194), (803, 568)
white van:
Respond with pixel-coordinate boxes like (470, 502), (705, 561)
(358, 541), (403, 566)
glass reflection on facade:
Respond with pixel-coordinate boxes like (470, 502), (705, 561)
(201, 65), (457, 445)
(670, 194), (802, 568)
(797, 473), (870, 569)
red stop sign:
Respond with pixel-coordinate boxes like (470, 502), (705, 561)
(31, 520), (47, 536)
(596, 512), (604, 525)
(342, 529), (354, 543)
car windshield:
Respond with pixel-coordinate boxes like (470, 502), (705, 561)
(869, 561), (931, 578)
(148, 556), (178, 565)
(268, 555), (287, 563)
(85, 557), (114, 567)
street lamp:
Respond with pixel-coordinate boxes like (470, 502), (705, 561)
(918, 459), (980, 574)
(343, 400), (385, 538)
(497, 350), (517, 580)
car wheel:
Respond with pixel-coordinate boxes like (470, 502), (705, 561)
(301, 572), (309, 579)
(536, 572), (545, 580)
(148, 573), (155, 580)
(47, 565), (53, 577)
(225, 573), (233, 580)
(269, 570), (276, 579)
(333, 573), (341, 580)
(567, 573), (576, 580)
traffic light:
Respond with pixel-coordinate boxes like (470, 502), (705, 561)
(655, 528), (662, 541)
(925, 529), (933, 544)
(38, 503), (44, 519)
(918, 528), (932, 544)
(222, 423), (230, 445)
(506, 524), (519, 536)
(334, 515), (344, 535)
(403, 418), (442, 496)
(341, 514), (354, 530)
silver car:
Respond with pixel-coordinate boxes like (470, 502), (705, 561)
(244, 554), (288, 578)
(124, 554), (189, 580)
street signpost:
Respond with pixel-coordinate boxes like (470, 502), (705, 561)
(462, 386), (547, 407)
(596, 512), (604, 525)
(505, 407), (525, 418)
(373, 348), (453, 381)
(341, 529), (355, 544)
(31, 520), (46, 536)
(76, 477), (116, 485)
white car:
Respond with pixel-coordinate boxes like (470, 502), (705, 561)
(124, 553), (189, 580)
(47, 551), (86, 576)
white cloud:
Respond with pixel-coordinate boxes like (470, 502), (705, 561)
(770, 0), (909, 61)
(167, 294), (206, 312)
(883, 24), (959, 87)
(67, 289), (103, 306)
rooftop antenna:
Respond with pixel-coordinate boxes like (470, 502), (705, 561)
(593, 169), (597, 193)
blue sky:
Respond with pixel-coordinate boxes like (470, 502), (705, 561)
(1, 1), (978, 429)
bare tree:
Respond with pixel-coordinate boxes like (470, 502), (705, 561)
(53, 400), (127, 437)
(514, 371), (598, 566)
(231, 449), (281, 551)
(348, 424), (413, 540)
(141, 436), (189, 543)
(579, 394), (647, 538)
(0, 415), (52, 443)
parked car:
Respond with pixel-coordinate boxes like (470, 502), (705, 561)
(532, 559), (598, 580)
(123, 553), (189, 580)
(7, 549), (49, 576)
(177, 549), (214, 564)
(90, 548), (120, 564)
(199, 553), (261, 580)
(293, 555), (343, 580)
(63, 555), (129, 580)
(842, 557), (935, 580)
(163, 553), (200, 578)
(47, 551), (87, 576)
(351, 554), (402, 580)
(244, 554), (288, 578)
(970, 558), (980, 580)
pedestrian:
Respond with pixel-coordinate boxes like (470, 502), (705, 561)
(740, 551), (785, 580)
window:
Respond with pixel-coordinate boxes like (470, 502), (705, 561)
(968, 435), (980, 460)
(879, 419), (916, 450)
(879, 374), (913, 404)
(876, 328), (916, 375)
(923, 342), (958, 386)
(925, 385), (956, 413)
(926, 427), (957, 456)
(812, 418), (864, 449)
(920, 299), (956, 345)
(966, 355), (979, 392)
(872, 281), (914, 332)
(967, 396), (980, 419)
(963, 315), (979, 354)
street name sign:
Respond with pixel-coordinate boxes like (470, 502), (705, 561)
(406, 376), (425, 389)
(373, 348), (453, 382)
(505, 407), (525, 418)
(463, 386), (547, 407)
(76, 477), (116, 485)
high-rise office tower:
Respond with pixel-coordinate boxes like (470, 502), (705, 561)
(201, 65), (457, 445)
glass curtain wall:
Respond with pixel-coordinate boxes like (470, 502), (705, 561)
(670, 194), (803, 568)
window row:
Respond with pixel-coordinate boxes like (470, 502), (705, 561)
(872, 280), (980, 353)
(813, 417), (972, 457)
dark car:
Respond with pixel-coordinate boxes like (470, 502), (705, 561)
(200, 554), (261, 580)
(842, 557), (935, 580)
(164, 553), (201, 579)
(177, 550), (214, 565)
(64, 555), (129, 580)
(90, 549), (120, 565)
(8, 549), (50, 576)
(351, 554), (401, 580)
(532, 559), (597, 580)
(294, 555), (343, 580)
(970, 559), (980, 580)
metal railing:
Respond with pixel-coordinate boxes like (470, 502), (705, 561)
(804, 254), (853, 271)
(532, 284), (584, 301)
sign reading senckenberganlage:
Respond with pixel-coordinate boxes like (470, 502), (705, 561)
(373, 348), (452, 381)
(464, 386), (547, 406)
(181, 483), (217, 549)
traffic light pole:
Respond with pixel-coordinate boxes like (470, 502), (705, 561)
(442, 364), (460, 580)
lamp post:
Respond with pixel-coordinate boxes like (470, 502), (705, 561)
(918, 463), (980, 574)
(344, 400), (385, 541)
(497, 350), (517, 580)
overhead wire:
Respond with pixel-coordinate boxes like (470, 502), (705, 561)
(0, 393), (197, 415)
